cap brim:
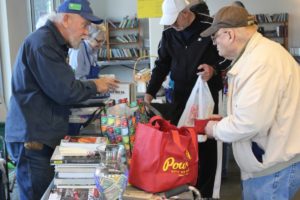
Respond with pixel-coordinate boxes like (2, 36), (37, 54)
(200, 25), (220, 37)
(160, 13), (179, 25)
(81, 13), (103, 24)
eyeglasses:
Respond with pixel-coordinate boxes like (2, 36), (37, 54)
(211, 31), (228, 44)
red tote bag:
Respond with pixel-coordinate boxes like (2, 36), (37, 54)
(129, 116), (198, 193)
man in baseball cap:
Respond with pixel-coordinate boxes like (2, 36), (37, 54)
(57, 0), (103, 24)
(5, 1), (119, 199)
(203, 6), (300, 200)
(159, 0), (190, 25)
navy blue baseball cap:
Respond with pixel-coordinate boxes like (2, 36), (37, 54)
(57, 0), (103, 24)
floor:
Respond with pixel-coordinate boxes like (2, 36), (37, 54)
(220, 155), (242, 200)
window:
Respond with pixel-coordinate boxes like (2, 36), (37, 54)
(0, 55), (3, 99)
(30, 0), (63, 31)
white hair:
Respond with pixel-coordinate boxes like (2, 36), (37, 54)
(35, 12), (56, 29)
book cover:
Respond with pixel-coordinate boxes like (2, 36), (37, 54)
(50, 146), (102, 165)
(48, 187), (100, 200)
(60, 136), (107, 151)
(52, 156), (101, 165)
(55, 166), (97, 173)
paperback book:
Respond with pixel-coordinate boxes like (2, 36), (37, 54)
(50, 146), (102, 165)
(60, 136), (107, 151)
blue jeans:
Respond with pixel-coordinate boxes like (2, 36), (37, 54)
(242, 161), (300, 200)
(6, 142), (54, 200)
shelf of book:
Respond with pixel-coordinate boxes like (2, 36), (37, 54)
(99, 17), (148, 62)
(98, 58), (150, 67)
(109, 42), (140, 45)
(256, 13), (288, 49)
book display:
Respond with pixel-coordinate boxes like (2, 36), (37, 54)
(99, 16), (149, 61)
(256, 13), (289, 49)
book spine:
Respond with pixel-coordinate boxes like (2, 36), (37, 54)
(51, 158), (100, 164)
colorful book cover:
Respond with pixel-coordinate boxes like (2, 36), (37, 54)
(48, 188), (100, 200)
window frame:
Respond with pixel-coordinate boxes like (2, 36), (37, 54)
(30, 0), (63, 31)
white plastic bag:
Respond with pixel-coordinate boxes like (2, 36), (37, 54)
(177, 76), (223, 199)
(178, 76), (214, 127)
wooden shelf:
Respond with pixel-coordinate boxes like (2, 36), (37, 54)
(257, 21), (287, 25)
(98, 59), (150, 66)
(109, 27), (139, 31)
(256, 13), (289, 49)
(99, 19), (148, 61)
(109, 42), (140, 45)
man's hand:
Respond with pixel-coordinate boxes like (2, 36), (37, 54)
(144, 93), (154, 104)
(204, 114), (222, 138)
(197, 64), (215, 81)
(93, 77), (120, 93)
(205, 120), (218, 139)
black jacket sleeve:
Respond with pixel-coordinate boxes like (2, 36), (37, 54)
(146, 34), (172, 98)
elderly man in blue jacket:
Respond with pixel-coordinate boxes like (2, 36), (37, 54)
(5, 0), (119, 199)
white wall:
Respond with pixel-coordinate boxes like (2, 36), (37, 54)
(91, 0), (153, 81)
(90, 0), (300, 61)
(149, 18), (163, 68)
(206, 0), (300, 47)
(92, 0), (137, 20)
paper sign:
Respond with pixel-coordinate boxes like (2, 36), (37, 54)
(137, 0), (163, 18)
(109, 82), (136, 103)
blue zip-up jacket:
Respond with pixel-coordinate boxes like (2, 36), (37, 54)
(5, 20), (97, 148)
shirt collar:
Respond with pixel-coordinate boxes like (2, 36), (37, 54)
(45, 20), (68, 51)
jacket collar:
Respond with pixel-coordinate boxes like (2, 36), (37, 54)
(228, 32), (263, 76)
(45, 20), (68, 49)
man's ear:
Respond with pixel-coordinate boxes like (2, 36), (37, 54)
(62, 13), (69, 28)
(181, 9), (189, 16)
(228, 29), (234, 42)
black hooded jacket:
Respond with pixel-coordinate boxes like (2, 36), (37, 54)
(147, 14), (228, 120)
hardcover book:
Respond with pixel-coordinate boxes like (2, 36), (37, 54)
(57, 172), (95, 179)
(54, 174), (96, 186)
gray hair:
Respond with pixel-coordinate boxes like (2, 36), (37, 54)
(35, 12), (56, 29)
(88, 24), (106, 40)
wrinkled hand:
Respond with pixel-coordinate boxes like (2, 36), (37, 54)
(93, 77), (120, 93)
(205, 120), (219, 139)
(197, 64), (215, 81)
(144, 93), (154, 104)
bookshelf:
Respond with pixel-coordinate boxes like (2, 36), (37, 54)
(99, 17), (149, 61)
(256, 13), (289, 49)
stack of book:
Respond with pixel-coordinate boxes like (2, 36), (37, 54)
(49, 136), (107, 191)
